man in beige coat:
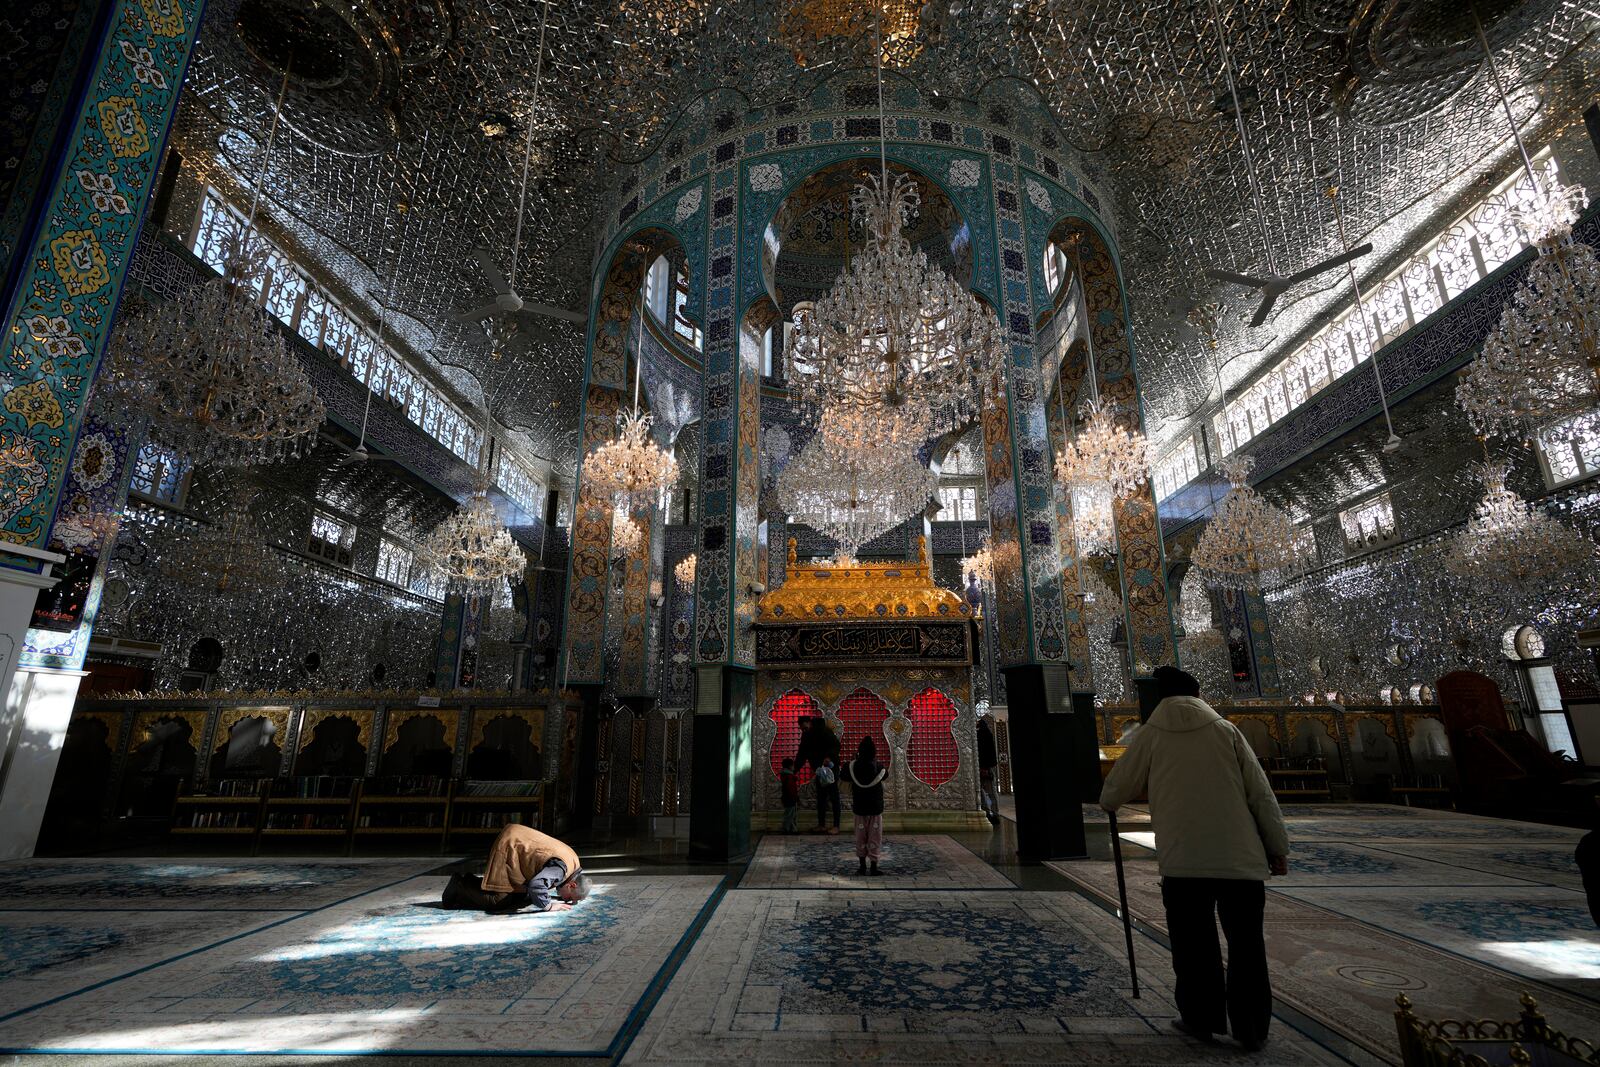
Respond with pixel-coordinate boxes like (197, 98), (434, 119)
(1101, 666), (1289, 1052)
(441, 823), (590, 913)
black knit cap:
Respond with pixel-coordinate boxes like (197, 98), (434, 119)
(1153, 665), (1201, 701)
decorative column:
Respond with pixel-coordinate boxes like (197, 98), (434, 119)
(432, 593), (466, 688)
(688, 150), (760, 862)
(0, 0), (204, 857)
(0, 414), (139, 858)
(986, 159), (1087, 861)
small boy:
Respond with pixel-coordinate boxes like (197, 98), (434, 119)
(779, 757), (800, 834)
(814, 757), (841, 834)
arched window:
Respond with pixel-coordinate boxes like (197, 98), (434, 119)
(770, 690), (820, 785)
(836, 688), (889, 763)
(907, 689), (958, 788)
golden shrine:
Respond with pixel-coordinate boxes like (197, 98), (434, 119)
(757, 536), (973, 623)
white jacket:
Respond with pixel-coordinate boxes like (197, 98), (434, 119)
(1100, 695), (1290, 880)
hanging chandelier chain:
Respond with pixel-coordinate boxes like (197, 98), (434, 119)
(509, 0), (553, 294)
(1326, 185), (1398, 445)
(1206, 0), (1278, 278)
(1470, 0), (1539, 188)
(242, 59), (292, 247)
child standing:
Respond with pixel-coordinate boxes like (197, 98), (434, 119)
(779, 757), (800, 834)
(848, 736), (888, 875)
(814, 757), (840, 834)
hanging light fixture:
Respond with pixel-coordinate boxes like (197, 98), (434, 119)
(416, 486), (527, 596)
(1190, 456), (1306, 592)
(785, 12), (1006, 440)
(609, 511), (646, 559)
(776, 409), (937, 563)
(104, 65), (324, 468)
(165, 493), (294, 602)
(1079, 564), (1124, 629)
(960, 538), (994, 586)
(1052, 234), (1149, 505)
(1443, 462), (1595, 583)
(1455, 7), (1600, 443)
(674, 552), (697, 590)
(582, 294), (680, 510)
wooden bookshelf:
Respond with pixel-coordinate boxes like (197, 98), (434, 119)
(352, 777), (453, 853)
(170, 779), (270, 840)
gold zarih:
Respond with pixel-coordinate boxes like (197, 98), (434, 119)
(757, 536), (972, 624)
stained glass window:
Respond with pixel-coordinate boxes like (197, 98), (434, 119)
(907, 689), (958, 788)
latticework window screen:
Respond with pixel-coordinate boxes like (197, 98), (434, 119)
(836, 688), (889, 763)
(769, 690), (820, 785)
(908, 689), (959, 788)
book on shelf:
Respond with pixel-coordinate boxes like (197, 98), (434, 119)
(183, 811), (254, 829)
(459, 779), (542, 797)
(363, 775), (448, 797)
(264, 812), (348, 830)
(357, 812), (445, 829)
(273, 776), (359, 798)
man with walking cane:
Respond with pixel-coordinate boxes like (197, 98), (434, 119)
(1100, 666), (1290, 1053)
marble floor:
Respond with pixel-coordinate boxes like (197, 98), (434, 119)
(2, 807), (1594, 1064)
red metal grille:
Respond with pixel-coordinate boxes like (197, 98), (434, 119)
(837, 688), (889, 763)
(908, 688), (959, 788)
(770, 690), (820, 785)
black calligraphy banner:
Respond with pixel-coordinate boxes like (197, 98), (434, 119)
(755, 622), (972, 667)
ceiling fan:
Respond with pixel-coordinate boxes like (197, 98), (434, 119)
(452, 1), (583, 329)
(1206, 241), (1372, 328)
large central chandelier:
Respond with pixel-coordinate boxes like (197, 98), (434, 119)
(1191, 456), (1305, 592)
(417, 488), (527, 596)
(104, 69), (324, 469)
(776, 412), (937, 562)
(582, 296), (679, 510)
(785, 31), (1006, 440)
(1443, 462), (1595, 583)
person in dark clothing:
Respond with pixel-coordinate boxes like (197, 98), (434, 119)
(1579, 828), (1600, 926)
(976, 717), (1000, 826)
(848, 736), (888, 875)
(795, 716), (842, 833)
(779, 757), (800, 834)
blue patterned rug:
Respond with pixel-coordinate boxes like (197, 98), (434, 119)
(741, 834), (1012, 889)
(0, 859), (443, 909)
(627, 889), (1342, 1064)
(0, 875), (723, 1055)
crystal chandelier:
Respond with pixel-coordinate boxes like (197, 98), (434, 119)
(1191, 456), (1305, 592)
(674, 552), (697, 589)
(582, 295), (680, 510)
(1454, 16), (1600, 445)
(610, 511), (645, 559)
(584, 409), (680, 511)
(1069, 481), (1117, 558)
(103, 68), (324, 468)
(416, 489), (527, 596)
(1177, 567), (1225, 651)
(165, 494), (292, 602)
(785, 34), (1006, 440)
(1455, 173), (1600, 443)
(1078, 566), (1123, 629)
(960, 540), (993, 586)
(1443, 462), (1595, 584)
(776, 412), (937, 561)
(1051, 234), (1149, 504)
(1055, 398), (1150, 500)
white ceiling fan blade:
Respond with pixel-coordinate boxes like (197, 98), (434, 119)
(473, 246), (512, 296)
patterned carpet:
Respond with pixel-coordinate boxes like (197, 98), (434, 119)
(1047, 804), (1600, 1064)
(740, 833), (1013, 890)
(622, 889), (1345, 1064)
(0, 858), (442, 910)
(0, 873), (723, 1056)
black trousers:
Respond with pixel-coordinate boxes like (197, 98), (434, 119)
(440, 872), (526, 913)
(1160, 877), (1271, 1044)
(815, 782), (841, 828)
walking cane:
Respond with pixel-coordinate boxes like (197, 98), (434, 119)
(1107, 810), (1140, 998)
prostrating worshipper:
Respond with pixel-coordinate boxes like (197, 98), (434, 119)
(1100, 666), (1289, 1053)
(441, 823), (591, 913)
